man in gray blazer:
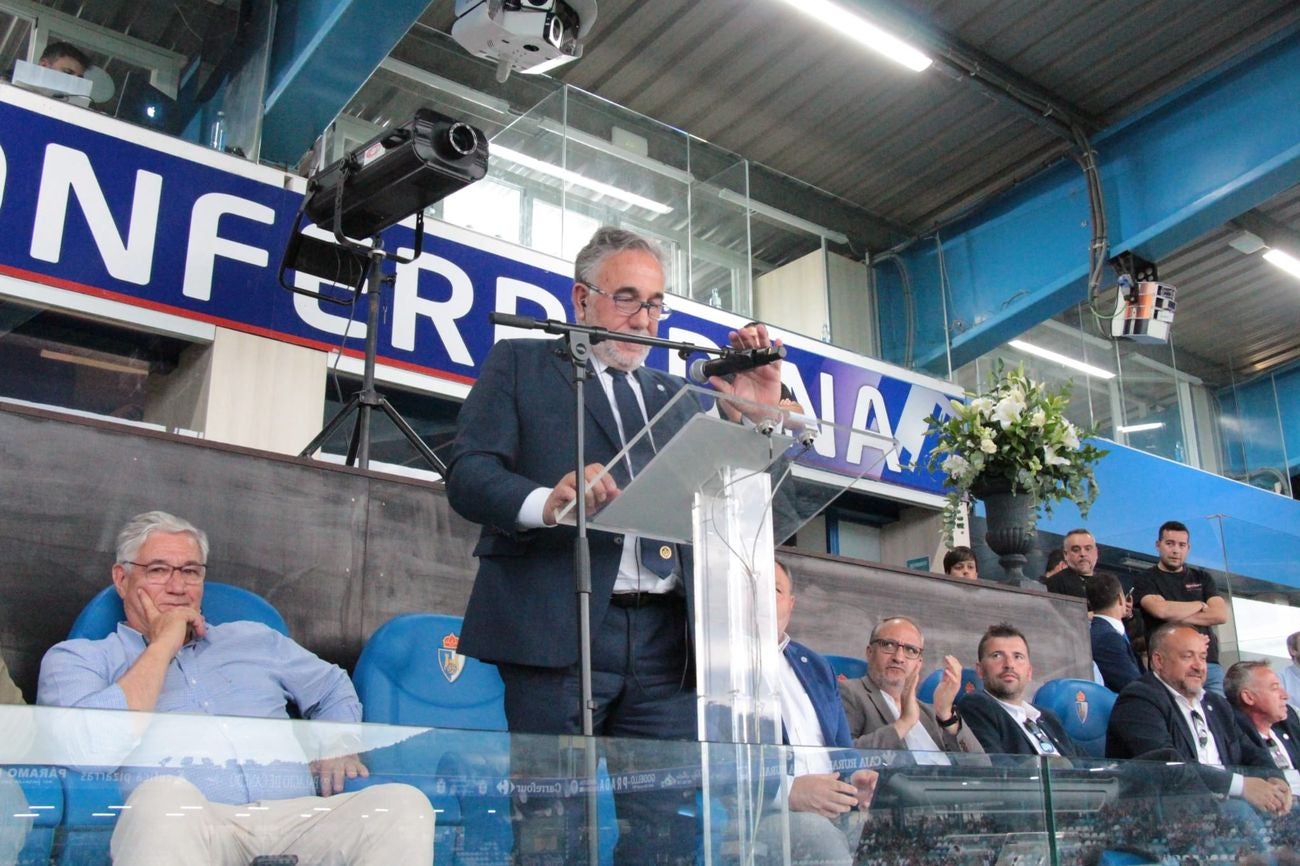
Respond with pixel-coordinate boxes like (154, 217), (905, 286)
(838, 616), (985, 763)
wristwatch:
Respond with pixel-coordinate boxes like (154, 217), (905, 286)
(936, 709), (960, 728)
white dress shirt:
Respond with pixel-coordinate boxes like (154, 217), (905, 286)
(1156, 676), (1244, 797)
(879, 691), (949, 766)
(992, 697), (1061, 757)
(777, 635), (834, 777)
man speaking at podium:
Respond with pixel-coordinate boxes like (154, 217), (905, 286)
(447, 226), (781, 863)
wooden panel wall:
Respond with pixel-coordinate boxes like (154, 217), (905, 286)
(0, 403), (1090, 702)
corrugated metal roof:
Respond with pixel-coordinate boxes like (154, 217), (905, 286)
(1160, 185), (1300, 380)
(6, 0), (1298, 384)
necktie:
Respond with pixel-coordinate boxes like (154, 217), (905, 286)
(608, 369), (656, 478)
(607, 369), (677, 579)
(1190, 709), (1210, 754)
(1266, 736), (1291, 769)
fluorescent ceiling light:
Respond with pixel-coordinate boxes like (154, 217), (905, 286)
(772, 0), (932, 72)
(1263, 248), (1300, 280)
(1009, 339), (1115, 380)
(491, 145), (673, 215)
(1117, 422), (1164, 434)
(520, 55), (581, 77)
(716, 188), (849, 244)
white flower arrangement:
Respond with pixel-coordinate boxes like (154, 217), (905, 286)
(926, 361), (1108, 545)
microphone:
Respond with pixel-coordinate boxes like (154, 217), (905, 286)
(688, 345), (786, 383)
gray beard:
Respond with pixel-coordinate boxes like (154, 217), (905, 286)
(592, 338), (649, 371)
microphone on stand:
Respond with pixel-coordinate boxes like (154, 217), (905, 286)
(687, 345), (786, 383)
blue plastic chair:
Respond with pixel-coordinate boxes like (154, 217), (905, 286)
(824, 654), (868, 681)
(918, 667), (984, 704)
(1032, 678), (1117, 758)
(352, 613), (514, 865)
(5, 768), (63, 866)
(68, 582), (289, 639)
(58, 581), (289, 866)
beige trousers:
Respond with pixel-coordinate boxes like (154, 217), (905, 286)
(109, 775), (435, 866)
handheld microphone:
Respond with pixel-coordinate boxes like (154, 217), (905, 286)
(688, 345), (786, 383)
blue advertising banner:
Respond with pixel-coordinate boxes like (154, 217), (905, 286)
(0, 89), (958, 498)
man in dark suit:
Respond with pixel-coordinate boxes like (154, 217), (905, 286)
(445, 226), (781, 863)
(1225, 659), (1300, 771)
(837, 616), (984, 762)
(763, 559), (876, 865)
(956, 624), (1081, 762)
(1044, 528), (1097, 598)
(1087, 572), (1144, 693)
(1106, 624), (1289, 815)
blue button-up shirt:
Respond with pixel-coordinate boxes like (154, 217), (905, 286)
(38, 621), (362, 804)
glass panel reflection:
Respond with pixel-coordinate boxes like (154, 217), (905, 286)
(10, 702), (1300, 864)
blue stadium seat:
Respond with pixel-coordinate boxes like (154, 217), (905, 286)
(824, 654), (868, 681)
(352, 613), (623, 865)
(351, 613), (513, 866)
(57, 581), (289, 866)
(918, 667), (984, 704)
(1032, 678), (1117, 759)
(6, 767), (63, 866)
(68, 582), (289, 640)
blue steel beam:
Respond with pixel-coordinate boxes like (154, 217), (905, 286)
(876, 25), (1300, 374)
(261, 0), (432, 166)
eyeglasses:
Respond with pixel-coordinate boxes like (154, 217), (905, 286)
(584, 283), (672, 320)
(1024, 718), (1060, 755)
(124, 561), (207, 585)
(869, 638), (923, 660)
(1190, 709), (1210, 750)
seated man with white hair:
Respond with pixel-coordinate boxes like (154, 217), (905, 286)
(37, 510), (434, 866)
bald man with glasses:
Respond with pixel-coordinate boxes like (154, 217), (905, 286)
(838, 616), (984, 762)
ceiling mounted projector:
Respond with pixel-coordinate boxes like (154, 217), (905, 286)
(452, 0), (597, 82)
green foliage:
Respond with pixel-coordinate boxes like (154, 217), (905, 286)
(925, 360), (1109, 546)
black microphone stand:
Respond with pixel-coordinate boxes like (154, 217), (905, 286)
(487, 312), (731, 863)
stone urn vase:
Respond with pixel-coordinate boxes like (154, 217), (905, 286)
(973, 479), (1037, 586)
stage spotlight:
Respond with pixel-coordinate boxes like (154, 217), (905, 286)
(277, 108), (489, 473)
(304, 108), (489, 241)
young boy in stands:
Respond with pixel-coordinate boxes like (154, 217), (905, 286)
(943, 546), (978, 581)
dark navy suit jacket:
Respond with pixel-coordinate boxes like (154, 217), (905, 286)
(1090, 616), (1144, 693)
(1106, 672), (1278, 794)
(956, 690), (1081, 761)
(446, 337), (698, 669)
(1235, 704), (1300, 769)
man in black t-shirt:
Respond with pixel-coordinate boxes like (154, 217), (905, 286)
(1044, 528), (1097, 597)
(1131, 520), (1228, 695)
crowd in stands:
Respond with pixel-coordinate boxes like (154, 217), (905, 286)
(7, 223), (1299, 864)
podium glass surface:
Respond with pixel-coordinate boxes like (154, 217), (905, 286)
(557, 383), (897, 738)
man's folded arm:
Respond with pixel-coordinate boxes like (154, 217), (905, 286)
(37, 643), (129, 711)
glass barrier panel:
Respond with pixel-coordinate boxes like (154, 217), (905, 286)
(0, 704), (1092, 866)
(1050, 755), (1300, 864)
(690, 157), (754, 317)
(23, 704), (1300, 865)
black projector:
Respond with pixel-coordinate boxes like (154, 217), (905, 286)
(305, 108), (489, 240)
